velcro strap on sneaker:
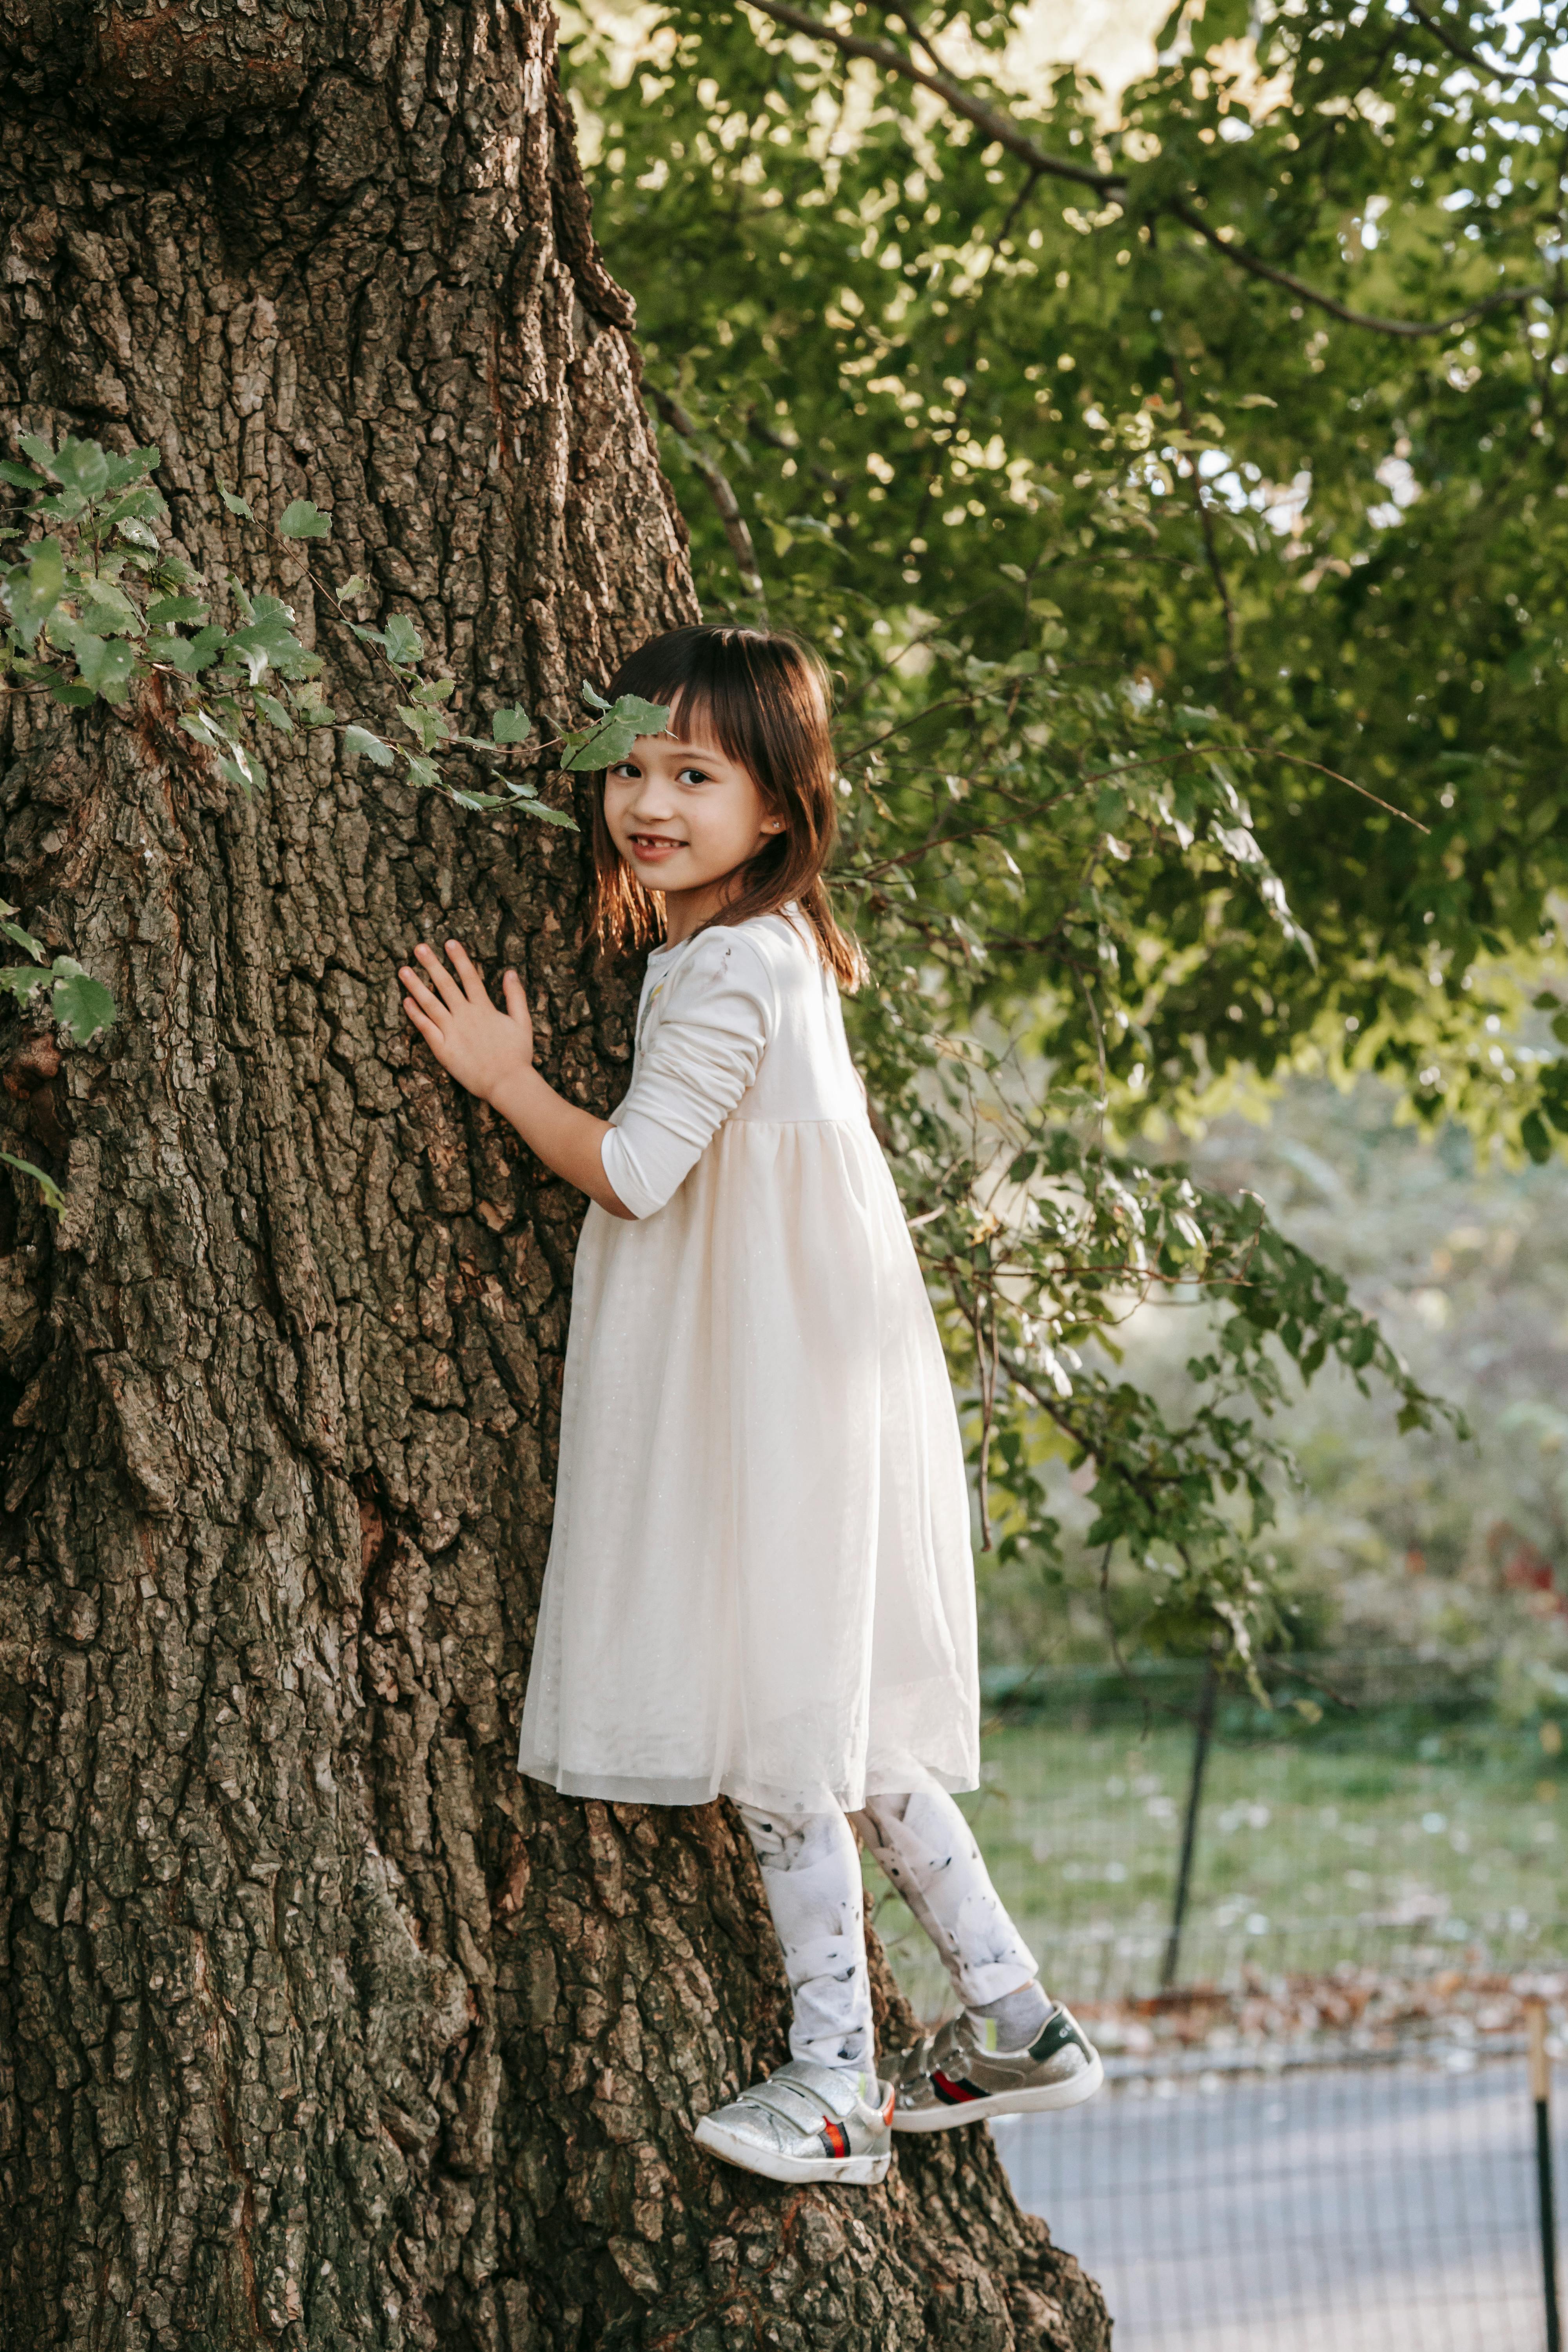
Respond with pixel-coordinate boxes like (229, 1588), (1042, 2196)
(741, 2076), (835, 2133)
(771, 2060), (869, 2118)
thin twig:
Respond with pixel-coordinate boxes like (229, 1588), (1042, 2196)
(649, 388), (768, 613)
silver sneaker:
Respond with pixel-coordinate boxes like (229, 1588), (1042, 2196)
(889, 2001), (1103, 2132)
(693, 2058), (894, 2184)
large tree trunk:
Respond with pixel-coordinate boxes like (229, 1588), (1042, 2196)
(0, 6), (1111, 2345)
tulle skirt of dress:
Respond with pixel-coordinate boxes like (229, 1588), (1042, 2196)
(516, 1117), (980, 1815)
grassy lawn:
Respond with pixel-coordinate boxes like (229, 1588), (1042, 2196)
(869, 1711), (1567, 2021)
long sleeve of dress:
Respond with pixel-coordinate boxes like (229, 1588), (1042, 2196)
(600, 931), (776, 1218)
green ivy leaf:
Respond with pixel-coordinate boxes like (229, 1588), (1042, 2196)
(216, 753), (257, 798)
(0, 964), (52, 1006)
(278, 498), (331, 539)
(157, 627), (225, 676)
(50, 439), (109, 501)
(48, 960), (116, 1044)
(381, 613), (423, 668)
(608, 692), (672, 736)
(73, 633), (137, 704)
(0, 915), (46, 960)
(491, 706), (532, 743)
(342, 725), (394, 768)
(405, 755), (441, 791)
(7, 536), (64, 642)
(0, 1150), (62, 1212)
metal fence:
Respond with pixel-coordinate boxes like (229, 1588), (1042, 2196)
(1000, 2040), (1562, 2352)
(873, 1658), (1567, 2350)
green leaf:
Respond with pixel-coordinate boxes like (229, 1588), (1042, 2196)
(102, 485), (166, 527)
(216, 753), (258, 798)
(147, 594), (208, 627)
(114, 516), (160, 553)
(6, 536), (64, 642)
(278, 498), (332, 539)
(517, 799), (579, 830)
(410, 674), (456, 705)
(448, 788), (510, 811)
(15, 435), (55, 474)
(582, 681), (610, 711)
(73, 632), (137, 704)
(48, 960), (116, 1044)
(491, 705), (532, 743)
(102, 446), (160, 491)
(254, 691), (293, 733)
(0, 916), (45, 961)
(49, 678), (96, 708)
(607, 692), (671, 735)
(342, 724), (394, 768)
(405, 755), (441, 791)
(0, 1150), (62, 1213)
(397, 702), (448, 752)
(1521, 1109), (1552, 1164)
(335, 574), (368, 602)
(227, 606), (306, 683)
(157, 626), (225, 676)
(0, 964), (52, 1006)
(217, 480), (255, 521)
(178, 711), (223, 749)
(381, 613), (423, 667)
(51, 439), (110, 501)
(0, 461), (43, 489)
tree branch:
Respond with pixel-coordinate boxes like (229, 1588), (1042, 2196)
(742, 0), (1552, 340)
(741, 0), (1116, 194)
(1167, 200), (1546, 338)
(648, 388), (768, 614)
(1403, 2), (1568, 93)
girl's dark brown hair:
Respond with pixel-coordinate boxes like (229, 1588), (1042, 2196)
(588, 624), (865, 989)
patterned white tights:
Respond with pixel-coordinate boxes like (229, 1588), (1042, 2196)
(737, 1778), (1039, 2072)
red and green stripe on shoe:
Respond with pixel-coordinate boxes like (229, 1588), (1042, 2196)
(888, 2002), (1103, 2132)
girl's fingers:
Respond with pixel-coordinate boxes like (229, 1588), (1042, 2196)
(403, 997), (442, 1049)
(399, 966), (446, 1023)
(414, 942), (465, 1014)
(443, 938), (487, 1004)
(501, 968), (531, 1022)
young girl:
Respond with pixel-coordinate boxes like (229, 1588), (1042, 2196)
(398, 624), (1100, 2186)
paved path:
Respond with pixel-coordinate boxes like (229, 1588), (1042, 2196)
(999, 2055), (1564, 2352)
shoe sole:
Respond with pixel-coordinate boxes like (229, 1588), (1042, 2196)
(891, 2050), (1105, 2134)
(693, 2116), (892, 2185)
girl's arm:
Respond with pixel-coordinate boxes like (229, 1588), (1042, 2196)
(398, 940), (635, 1219)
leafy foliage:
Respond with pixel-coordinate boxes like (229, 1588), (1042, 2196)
(0, 430), (664, 824)
(553, 0), (1555, 1669)
(0, 431), (670, 1203)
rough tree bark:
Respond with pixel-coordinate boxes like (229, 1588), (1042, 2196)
(0, 4), (1114, 2346)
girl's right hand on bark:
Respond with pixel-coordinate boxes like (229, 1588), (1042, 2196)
(399, 939), (534, 1104)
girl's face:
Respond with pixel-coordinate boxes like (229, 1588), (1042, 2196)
(602, 712), (783, 910)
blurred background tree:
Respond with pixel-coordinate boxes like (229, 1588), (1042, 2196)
(559, 0), (1568, 1696)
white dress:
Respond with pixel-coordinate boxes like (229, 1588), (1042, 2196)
(516, 910), (979, 1817)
